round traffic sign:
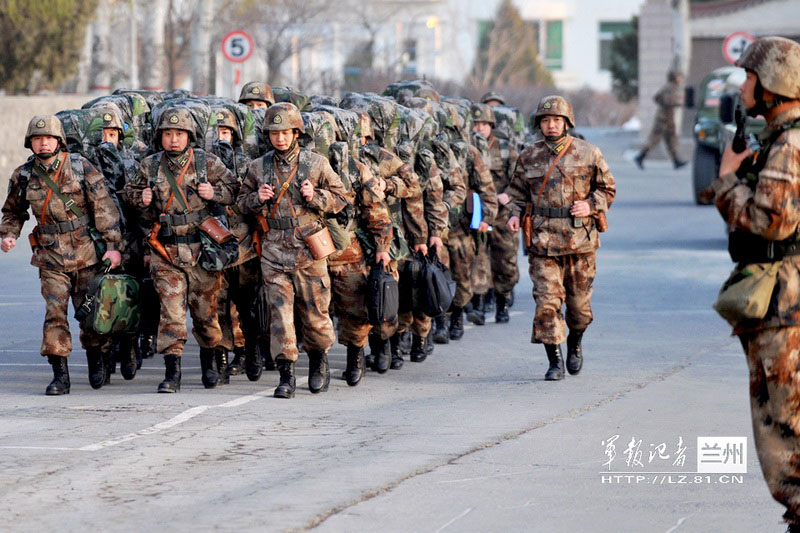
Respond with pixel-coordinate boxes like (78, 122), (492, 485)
(722, 32), (756, 64)
(222, 30), (254, 63)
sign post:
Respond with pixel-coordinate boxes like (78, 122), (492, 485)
(722, 32), (756, 65)
(221, 30), (254, 98)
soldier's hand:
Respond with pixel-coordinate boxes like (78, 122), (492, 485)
(570, 200), (590, 218)
(258, 183), (275, 203)
(197, 182), (215, 200)
(102, 250), (122, 269)
(719, 141), (753, 178)
(142, 187), (153, 207)
(429, 236), (444, 251)
(1, 237), (16, 252)
(507, 216), (520, 233)
(375, 251), (391, 267)
(477, 221), (490, 233)
(413, 243), (428, 255)
(300, 179), (315, 202)
(497, 193), (510, 206)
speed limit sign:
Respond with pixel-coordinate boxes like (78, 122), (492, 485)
(222, 30), (254, 63)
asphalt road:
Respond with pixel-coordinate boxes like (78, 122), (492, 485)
(0, 130), (786, 532)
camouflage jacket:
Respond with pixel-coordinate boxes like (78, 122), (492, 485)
(124, 148), (237, 267)
(653, 81), (682, 124)
(210, 142), (257, 266)
(359, 143), (427, 247)
(507, 134), (616, 256)
(713, 106), (800, 332)
(237, 145), (350, 271)
(431, 139), (468, 218)
(1, 152), (122, 272)
(486, 135), (519, 194)
(454, 144), (498, 232)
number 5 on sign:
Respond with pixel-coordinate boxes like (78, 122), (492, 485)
(222, 30), (254, 63)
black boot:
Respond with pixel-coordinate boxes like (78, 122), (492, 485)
(308, 350), (330, 393)
(508, 289), (515, 308)
(137, 334), (156, 359)
(449, 307), (464, 340)
(86, 348), (106, 390)
(366, 331), (382, 369)
(410, 334), (427, 362)
(484, 288), (495, 314)
(397, 330), (412, 355)
(45, 355), (70, 395)
(390, 333), (404, 370)
(634, 150), (646, 170)
(673, 159), (688, 169)
(216, 349), (229, 385)
(259, 337), (276, 371)
(425, 330), (434, 355)
(432, 314), (450, 344)
(373, 337), (391, 374)
(157, 354), (181, 393)
(544, 344), (565, 381)
(199, 347), (219, 389)
(344, 343), (364, 386)
(227, 346), (246, 376)
(119, 336), (137, 380)
(495, 292), (510, 324)
(466, 294), (486, 326)
(245, 341), (263, 382)
(274, 360), (296, 399)
(566, 329), (585, 375)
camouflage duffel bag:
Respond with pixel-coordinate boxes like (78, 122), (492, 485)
(75, 267), (141, 334)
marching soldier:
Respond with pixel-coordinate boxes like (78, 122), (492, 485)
(711, 36), (800, 531)
(634, 69), (688, 170)
(506, 95), (616, 381)
(236, 103), (350, 398)
(238, 81), (275, 110)
(124, 107), (237, 393)
(1, 115), (122, 394)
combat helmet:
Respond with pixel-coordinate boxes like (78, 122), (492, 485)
(533, 95), (575, 129)
(736, 36), (800, 99)
(471, 103), (496, 126)
(213, 108), (242, 145)
(481, 91), (506, 106)
(156, 107), (197, 149)
(263, 102), (305, 133)
(239, 81), (275, 106)
(24, 115), (66, 150)
(96, 105), (125, 135)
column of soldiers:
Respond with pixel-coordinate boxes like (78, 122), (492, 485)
(1, 80), (614, 398)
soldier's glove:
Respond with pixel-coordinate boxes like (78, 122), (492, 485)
(212, 140), (235, 171)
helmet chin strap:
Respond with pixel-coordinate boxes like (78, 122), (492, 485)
(34, 147), (60, 160)
(545, 129), (568, 143)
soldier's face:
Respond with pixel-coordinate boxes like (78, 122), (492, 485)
(473, 122), (492, 139)
(218, 127), (233, 143)
(269, 129), (298, 151)
(30, 135), (59, 155)
(740, 71), (758, 112)
(102, 128), (119, 145)
(539, 115), (566, 137)
(246, 100), (268, 110)
(161, 129), (189, 151)
(485, 100), (502, 107)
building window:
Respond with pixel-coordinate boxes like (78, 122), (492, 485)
(402, 38), (417, 74)
(545, 20), (562, 70)
(599, 21), (633, 70)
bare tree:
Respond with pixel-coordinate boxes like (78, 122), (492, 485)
(191, 0), (213, 94)
(88, 0), (111, 92)
(140, 0), (167, 90)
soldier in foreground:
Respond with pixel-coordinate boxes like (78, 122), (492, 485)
(506, 96), (615, 381)
(634, 69), (688, 170)
(236, 103), (349, 398)
(710, 36), (800, 531)
(1, 116), (122, 394)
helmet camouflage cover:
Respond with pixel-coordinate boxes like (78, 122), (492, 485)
(480, 91), (506, 105)
(96, 105), (125, 133)
(263, 102), (305, 133)
(239, 81), (275, 106)
(157, 107), (197, 143)
(213, 108), (241, 144)
(24, 115), (66, 149)
(736, 36), (800, 100)
(471, 103), (496, 126)
(533, 95), (575, 129)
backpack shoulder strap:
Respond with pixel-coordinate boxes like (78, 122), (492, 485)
(194, 148), (208, 184)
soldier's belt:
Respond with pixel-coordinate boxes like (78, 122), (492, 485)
(266, 214), (316, 230)
(532, 206), (572, 218)
(161, 208), (210, 227)
(39, 213), (91, 234)
(159, 233), (201, 245)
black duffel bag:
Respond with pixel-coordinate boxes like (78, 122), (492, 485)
(367, 261), (399, 326)
(421, 246), (456, 318)
(399, 250), (425, 313)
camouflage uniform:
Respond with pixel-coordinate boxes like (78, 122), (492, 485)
(711, 37), (800, 528)
(1, 116), (122, 394)
(237, 103), (349, 396)
(636, 71), (686, 168)
(124, 108), (237, 392)
(507, 95), (615, 380)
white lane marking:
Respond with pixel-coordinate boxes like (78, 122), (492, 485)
(435, 508), (473, 533)
(0, 446), (77, 451)
(664, 515), (693, 533)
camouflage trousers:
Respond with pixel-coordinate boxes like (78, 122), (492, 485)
(330, 260), (372, 348)
(528, 252), (595, 345)
(38, 266), (111, 357)
(740, 327), (800, 525)
(644, 114), (679, 161)
(447, 227), (477, 309)
(489, 206), (520, 296)
(471, 233), (492, 296)
(218, 257), (261, 352)
(262, 259), (335, 363)
(397, 312), (432, 338)
(150, 253), (223, 356)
